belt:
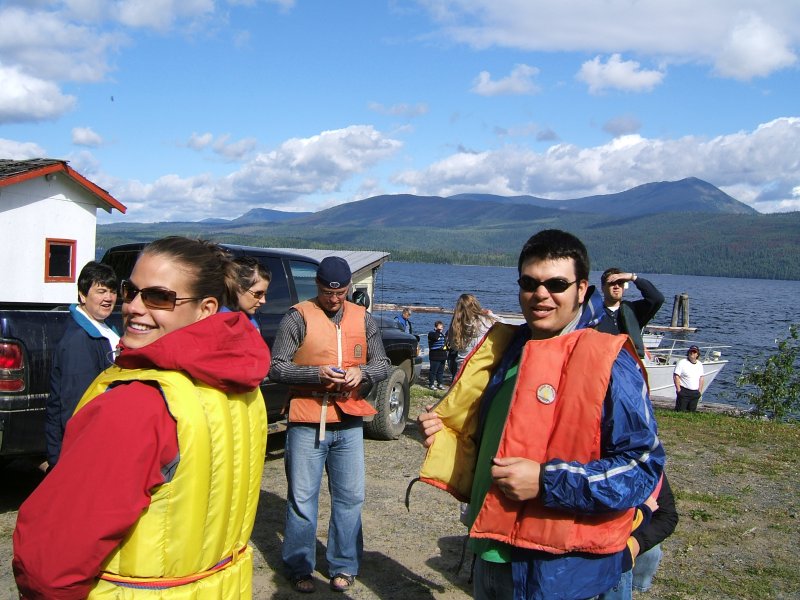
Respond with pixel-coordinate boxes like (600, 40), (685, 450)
(98, 546), (248, 590)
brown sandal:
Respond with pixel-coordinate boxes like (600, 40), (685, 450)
(330, 574), (355, 592)
(291, 575), (315, 593)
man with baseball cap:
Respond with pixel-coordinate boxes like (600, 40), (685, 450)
(673, 345), (705, 411)
(269, 256), (390, 593)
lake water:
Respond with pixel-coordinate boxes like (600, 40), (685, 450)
(371, 262), (800, 410)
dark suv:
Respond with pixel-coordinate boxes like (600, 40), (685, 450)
(101, 243), (421, 440)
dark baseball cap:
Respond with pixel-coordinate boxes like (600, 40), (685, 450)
(316, 256), (351, 289)
(688, 345), (700, 353)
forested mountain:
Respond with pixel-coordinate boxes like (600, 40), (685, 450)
(97, 178), (800, 280)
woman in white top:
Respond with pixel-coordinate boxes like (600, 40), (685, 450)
(673, 345), (705, 412)
(445, 293), (496, 378)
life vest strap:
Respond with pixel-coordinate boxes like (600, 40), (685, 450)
(98, 546), (248, 590)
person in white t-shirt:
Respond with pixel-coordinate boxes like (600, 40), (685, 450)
(673, 345), (705, 412)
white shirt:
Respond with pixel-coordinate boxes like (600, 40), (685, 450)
(673, 358), (704, 391)
(76, 305), (120, 349)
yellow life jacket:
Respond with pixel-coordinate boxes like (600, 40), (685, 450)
(288, 300), (376, 424)
(420, 325), (641, 555)
(74, 365), (267, 599)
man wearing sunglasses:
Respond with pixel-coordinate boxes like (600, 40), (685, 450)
(417, 229), (664, 600)
(269, 256), (390, 594)
(595, 268), (664, 358)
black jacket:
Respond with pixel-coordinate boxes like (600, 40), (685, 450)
(596, 277), (664, 357)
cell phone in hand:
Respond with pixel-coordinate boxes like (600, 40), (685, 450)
(331, 367), (345, 374)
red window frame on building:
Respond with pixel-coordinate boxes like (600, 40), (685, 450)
(44, 238), (77, 283)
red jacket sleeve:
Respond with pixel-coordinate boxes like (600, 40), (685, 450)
(13, 382), (179, 600)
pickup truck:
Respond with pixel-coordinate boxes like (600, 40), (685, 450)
(0, 243), (421, 464)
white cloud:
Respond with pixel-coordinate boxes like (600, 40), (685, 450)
(72, 126), (103, 147)
(368, 102), (429, 118)
(105, 125), (403, 222)
(471, 64), (540, 96)
(715, 13), (797, 80)
(393, 117), (800, 212)
(188, 132), (214, 150)
(603, 115), (642, 137)
(211, 135), (257, 160)
(577, 54), (664, 94)
(420, 1), (800, 80)
(0, 138), (46, 159)
(0, 63), (76, 123)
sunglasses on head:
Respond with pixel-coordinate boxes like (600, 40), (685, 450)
(120, 280), (203, 311)
(517, 275), (577, 294)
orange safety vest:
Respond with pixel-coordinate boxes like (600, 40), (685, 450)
(288, 299), (377, 424)
(420, 325), (644, 555)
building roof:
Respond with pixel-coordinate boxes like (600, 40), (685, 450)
(0, 158), (126, 213)
(270, 248), (390, 278)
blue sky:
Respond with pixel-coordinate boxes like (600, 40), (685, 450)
(1, 0), (799, 223)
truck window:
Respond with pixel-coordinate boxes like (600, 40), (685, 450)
(289, 260), (319, 303)
(257, 257), (293, 315)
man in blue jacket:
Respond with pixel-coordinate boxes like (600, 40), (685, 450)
(418, 230), (664, 600)
(45, 261), (119, 468)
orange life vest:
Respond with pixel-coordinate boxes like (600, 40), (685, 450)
(470, 328), (637, 554)
(419, 325), (644, 555)
(288, 299), (376, 424)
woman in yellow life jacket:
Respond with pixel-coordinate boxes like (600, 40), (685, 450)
(13, 236), (270, 600)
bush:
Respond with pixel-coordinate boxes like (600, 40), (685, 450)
(737, 324), (800, 421)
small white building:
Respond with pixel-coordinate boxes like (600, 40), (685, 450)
(0, 159), (126, 305)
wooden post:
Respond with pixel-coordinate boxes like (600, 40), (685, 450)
(670, 293), (691, 328)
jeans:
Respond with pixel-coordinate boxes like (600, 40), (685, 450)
(597, 544), (663, 599)
(282, 421), (365, 579)
(473, 558), (516, 600)
(429, 359), (445, 386)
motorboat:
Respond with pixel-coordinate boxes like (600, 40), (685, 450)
(643, 339), (729, 401)
(642, 330), (664, 349)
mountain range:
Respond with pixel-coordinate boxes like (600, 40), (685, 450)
(97, 177), (800, 280)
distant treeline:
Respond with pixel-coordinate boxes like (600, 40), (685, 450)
(97, 210), (800, 281)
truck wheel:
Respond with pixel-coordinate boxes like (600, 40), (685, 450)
(365, 367), (409, 440)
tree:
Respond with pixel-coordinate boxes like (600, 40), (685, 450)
(737, 324), (800, 421)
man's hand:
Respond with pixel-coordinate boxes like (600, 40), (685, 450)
(605, 272), (636, 286)
(319, 365), (347, 385)
(490, 456), (542, 501)
(417, 404), (443, 448)
(341, 366), (363, 390)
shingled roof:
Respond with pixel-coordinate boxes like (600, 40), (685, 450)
(0, 158), (126, 213)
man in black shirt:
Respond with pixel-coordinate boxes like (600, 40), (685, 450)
(595, 268), (664, 358)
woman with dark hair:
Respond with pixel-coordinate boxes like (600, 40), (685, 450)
(228, 255), (271, 319)
(14, 236), (270, 599)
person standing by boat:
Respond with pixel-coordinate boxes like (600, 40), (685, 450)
(673, 345), (705, 411)
(595, 268), (664, 358)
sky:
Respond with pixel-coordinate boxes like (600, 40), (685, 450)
(1, 0), (799, 224)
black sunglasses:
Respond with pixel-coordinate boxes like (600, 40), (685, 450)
(245, 288), (267, 300)
(517, 275), (577, 294)
(120, 280), (203, 311)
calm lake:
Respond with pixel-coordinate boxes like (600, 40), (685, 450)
(371, 261), (800, 410)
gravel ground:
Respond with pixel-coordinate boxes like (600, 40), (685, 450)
(3, 385), (798, 599)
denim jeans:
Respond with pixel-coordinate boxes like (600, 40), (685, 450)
(473, 558), (516, 600)
(429, 360), (445, 386)
(597, 544), (663, 599)
(282, 421), (365, 579)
